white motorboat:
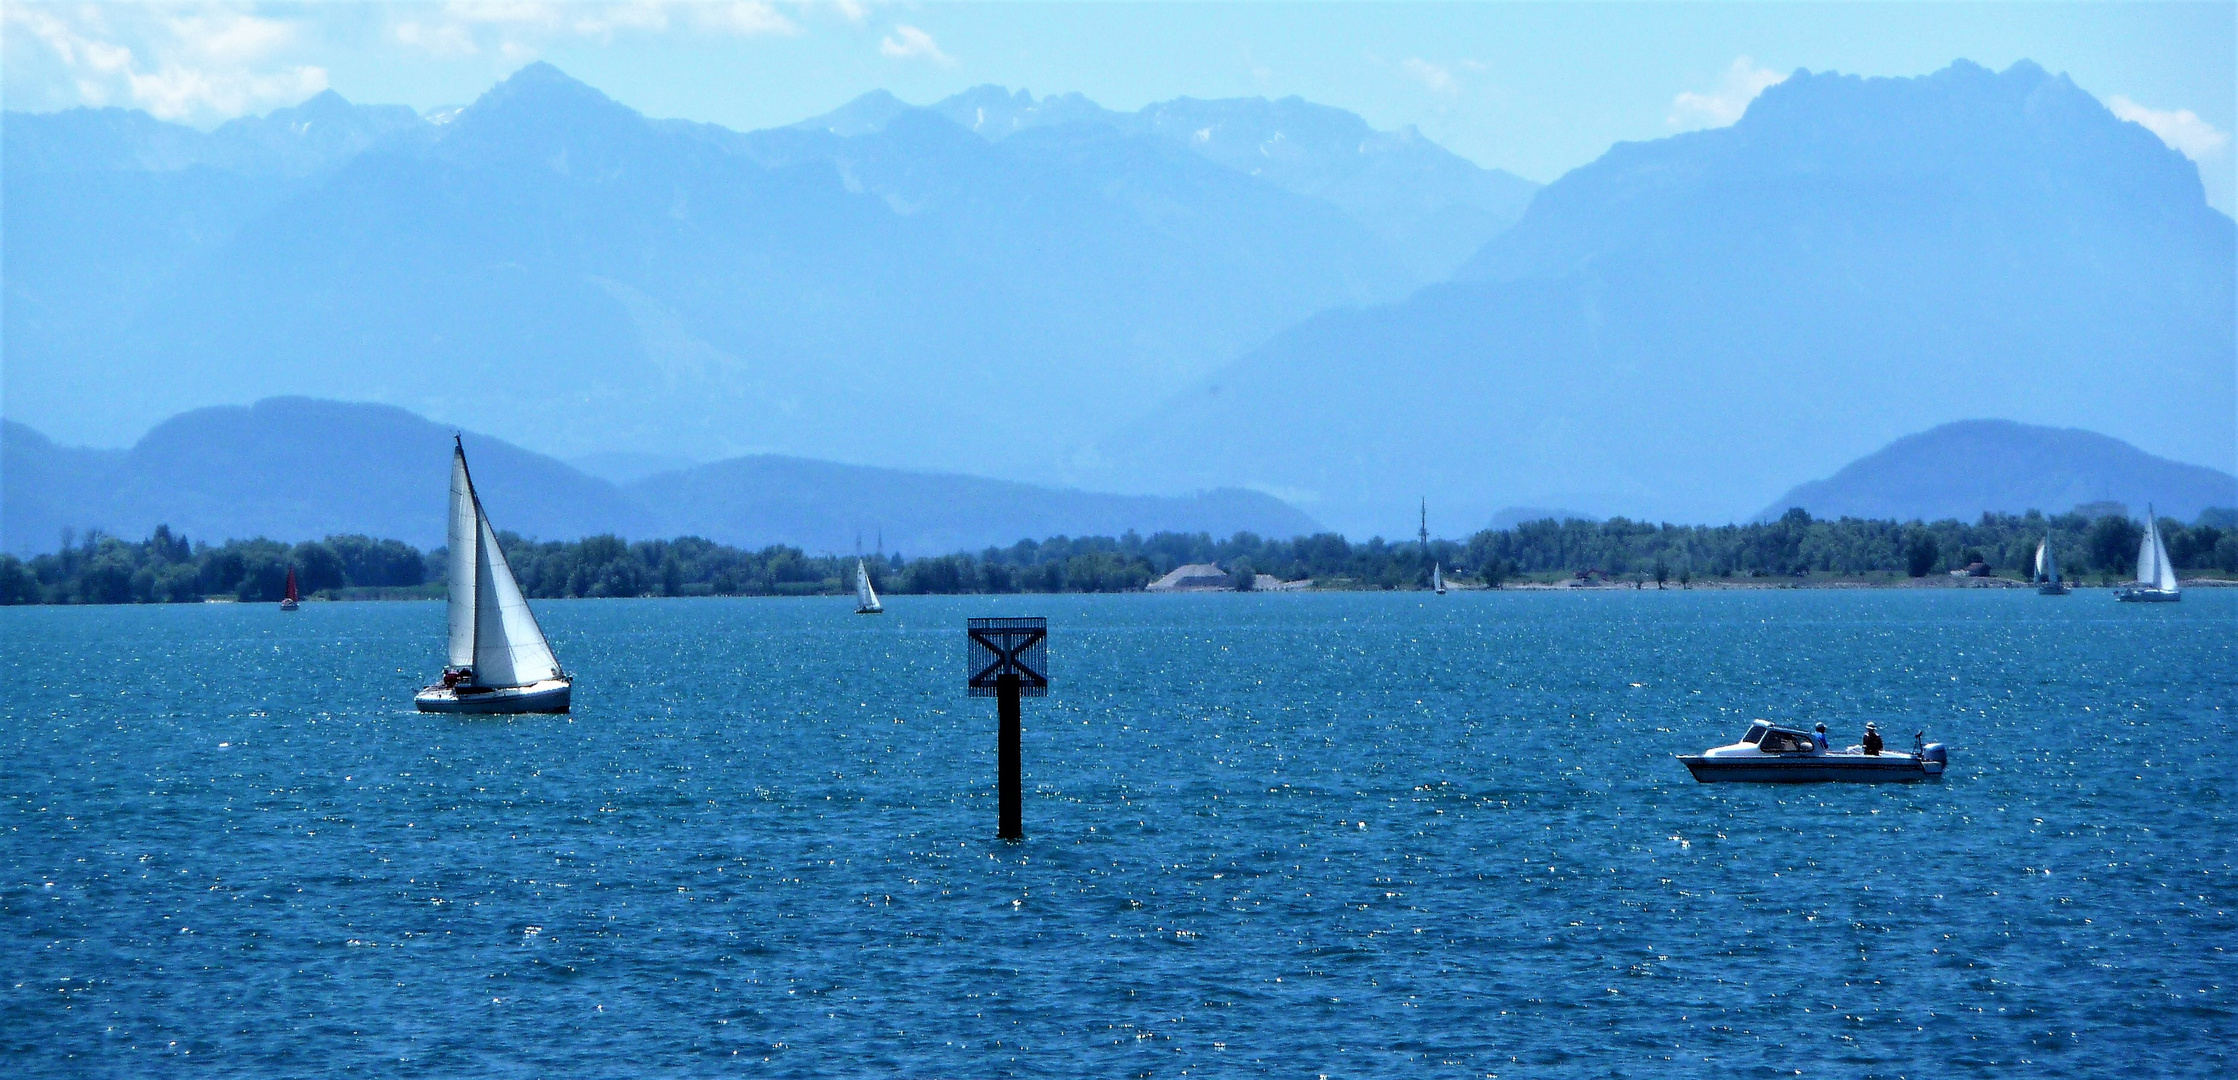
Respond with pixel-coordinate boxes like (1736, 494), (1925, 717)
(855, 557), (883, 614)
(415, 437), (572, 714)
(2033, 534), (2069, 595)
(2114, 506), (2180, 602)
(1680, 721), (1947, 783)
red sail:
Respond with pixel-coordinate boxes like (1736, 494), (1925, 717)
(284, 567), (299, 603)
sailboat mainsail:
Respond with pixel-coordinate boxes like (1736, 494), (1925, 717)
(1433, 563), (1445, 594)
(2033, 534), (2068, 594)
(419, 438), (570, 712)
(2135, 516), (2178, 593)
(2116, 506), (2181, 602)
(856, 558), (883, 614)
(281, 566), (300, 609)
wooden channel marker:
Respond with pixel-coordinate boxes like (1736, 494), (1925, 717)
(966, 617), (1047, 840)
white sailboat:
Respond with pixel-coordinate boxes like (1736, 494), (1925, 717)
(1433, 562), (1446, 595)
(415, 438), (572, 712)
(2033, 534), (2069, 595)
(855, 558), (883, 614)
(2114, 505), (2181, 603)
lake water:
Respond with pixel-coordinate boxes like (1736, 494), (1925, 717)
(3, 590), (2233, 1077)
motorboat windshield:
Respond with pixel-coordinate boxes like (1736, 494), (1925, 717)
(1756, 726), (1817, 753)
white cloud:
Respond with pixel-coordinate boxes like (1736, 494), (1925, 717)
(2, 4), (326, 121)
(388, 2), (796, 58)
(879, 24), (951, 65)
(1669, 57), (1787, 130)
(694, 2), (798, 37)
(2107, 95), (2231, 161)
(163, 9), (297, 64)
(1401, 57), (1458, 98)
(392, 18), (481, 58)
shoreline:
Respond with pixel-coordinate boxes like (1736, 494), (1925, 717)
(11, 575), (2231, 607)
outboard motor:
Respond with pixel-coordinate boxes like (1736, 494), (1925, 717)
(1912, 730), (1949, 775)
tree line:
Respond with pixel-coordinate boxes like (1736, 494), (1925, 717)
(3, 507), (2233, 605)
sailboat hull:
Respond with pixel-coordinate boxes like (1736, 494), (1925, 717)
(856, 606), (883, 615)
(2035, 582), (2069, 595)
(415, 677), (572, 714)
(2113, 587), (2180, 603)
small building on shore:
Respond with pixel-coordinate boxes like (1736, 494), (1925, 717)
(1147, 563), (1305, 592)
(1147, 563), (1235, 592)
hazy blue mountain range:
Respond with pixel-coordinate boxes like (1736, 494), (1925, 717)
(1760, 420), (2238, 524)
(806, 85), (1541, 280)
(4, 65), (1512, 481)
(0, 399), (1318, 556)
(1093, 61), (2236, 535)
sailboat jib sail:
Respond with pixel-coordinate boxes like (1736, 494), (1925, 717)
(472, 513), (561, 685)
(856, 558), (883, 614)
(418, 437), (571, 712)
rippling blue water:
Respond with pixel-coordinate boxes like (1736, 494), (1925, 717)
(4, 590), (2233, 1076)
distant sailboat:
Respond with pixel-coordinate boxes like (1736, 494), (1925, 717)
(2033, 534), (2069, 595)
(1433, 563), (1446, 595)
(415, 438), (572, 712)
(855, 558), (884, 614)
(2114, 506), (2181, 603)
(280, 567), (300, 610)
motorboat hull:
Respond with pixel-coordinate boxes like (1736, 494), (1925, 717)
(1680, 753), (1944, 783)
(415, 678), (572, 714)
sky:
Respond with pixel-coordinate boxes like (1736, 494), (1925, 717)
(4, 1), (2234, 212)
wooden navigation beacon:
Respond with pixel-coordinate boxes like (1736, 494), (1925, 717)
(967, 617), (1047, 841)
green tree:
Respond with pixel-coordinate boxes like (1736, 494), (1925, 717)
(1904, 529), (1940, 577)
(2087, 515), (2143, 576)
(0, 556), (40, 604)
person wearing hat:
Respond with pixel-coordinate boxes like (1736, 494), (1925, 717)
(1812, 723), (1830, 752)
(1861, 723), (1883, 756)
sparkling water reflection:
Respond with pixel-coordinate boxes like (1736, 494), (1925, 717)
(3, 590), (2232, 1076)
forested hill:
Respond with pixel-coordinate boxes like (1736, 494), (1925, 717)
(8, 508), (2231, 605)
(1761, 420), (2238, 522)
(1, 399), (1318, 556)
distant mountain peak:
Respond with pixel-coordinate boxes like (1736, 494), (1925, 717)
(1463, 57), (2211, 284)
(795, 89), (911, 136)
(458, 61), (640, 129)
(928, 85), (1114, 137)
